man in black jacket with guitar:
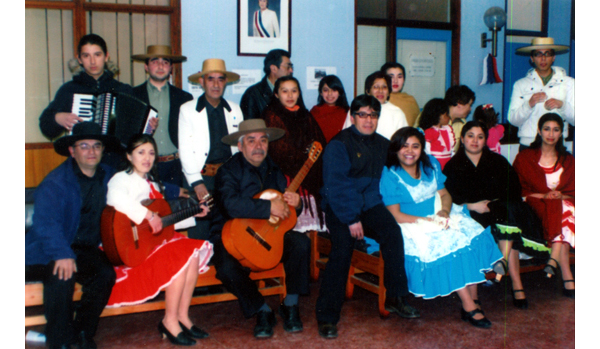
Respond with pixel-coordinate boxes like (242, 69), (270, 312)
(209, 119), (310, 338)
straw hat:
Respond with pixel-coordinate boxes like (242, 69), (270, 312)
(54, 122), (121, 156)
(188, 58), (240, 84)
(516, 37), (569, 55)
(131, 45), (187, 62)
(221, 119), (285, 146)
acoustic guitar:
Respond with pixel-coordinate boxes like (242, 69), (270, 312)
(221, 142), (323, 271)
(101, 195), (212, 267)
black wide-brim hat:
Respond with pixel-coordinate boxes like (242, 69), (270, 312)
(53, 122), (122, 156)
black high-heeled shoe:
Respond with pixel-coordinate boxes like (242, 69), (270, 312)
(179, 321), (209, 339)
(563, 280), (575, 299)
(158, 321), (196, 346)
(492, 258), (508, 282)
(544, 257), (559, 278)
(512, 289), (529, 309)
(460, 308), (491, 329)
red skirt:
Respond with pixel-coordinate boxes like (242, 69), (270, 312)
(106, 232), (213, 307)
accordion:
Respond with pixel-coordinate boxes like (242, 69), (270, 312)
(71, 92), (158, 145)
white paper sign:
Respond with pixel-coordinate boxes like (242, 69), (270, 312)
(306, 66), (337, 90)
(231, 69), (263, 95)
(409, 55), (435, 77)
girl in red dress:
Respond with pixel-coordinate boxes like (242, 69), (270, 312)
(310, 75), (349, 143)
(513, 113), (575, 298)
(106, 134), (214, 345)
(418, 98), (455, 169)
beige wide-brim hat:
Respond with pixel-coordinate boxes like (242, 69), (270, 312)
(516, 37), (569, 55)
(188, 58), (240, 84)
(221, 119), (285, 146)
(131, 45), (187, 62)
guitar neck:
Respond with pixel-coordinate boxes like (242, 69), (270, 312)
(287, 159), (316, 193)
(161, 204), (202, 228)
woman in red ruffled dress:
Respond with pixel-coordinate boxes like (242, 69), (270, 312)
(513, 113), (574, 298)
(106, 134), (214, 346)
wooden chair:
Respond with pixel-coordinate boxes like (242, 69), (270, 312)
(309, 230), (390, 317)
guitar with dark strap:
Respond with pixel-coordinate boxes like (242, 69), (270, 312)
(101, 195), (213, 267)
(221, 142), (323, 271)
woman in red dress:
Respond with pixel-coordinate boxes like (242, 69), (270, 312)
(106, 134), (214, 345)
(513, 113), (575, 298)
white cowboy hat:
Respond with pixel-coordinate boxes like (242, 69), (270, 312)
(188, 58), (240, 84)
(516, 37), (569, 55)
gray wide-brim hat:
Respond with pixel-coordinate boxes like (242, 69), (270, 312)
(516, 37), (569, 55)
(221, 119), (285, 146)
(54, 122), (121, 156)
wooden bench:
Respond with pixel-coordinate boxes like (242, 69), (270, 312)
(25, 144), (286, 327)
(25, 263), (286, 327)
(309, 231), (574, 318)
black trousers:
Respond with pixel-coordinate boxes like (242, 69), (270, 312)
(315, 204), (409, 324)
(210, 231), (310, 318)
(42, 246), (116, 347)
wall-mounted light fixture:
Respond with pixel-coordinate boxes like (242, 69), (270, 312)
(481, 7), (507, 57)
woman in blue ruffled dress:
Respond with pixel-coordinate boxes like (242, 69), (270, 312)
(379, 127), (503, 328)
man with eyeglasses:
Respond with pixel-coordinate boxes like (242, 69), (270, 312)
(131, 46), (193, 187)
(26, 122), (120, 349)
(315, 94), (420, 339)
(240, 49), (293, 120)
(508, 37), (574, 150)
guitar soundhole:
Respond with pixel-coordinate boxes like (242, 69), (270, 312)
(245, 226), (271, 251)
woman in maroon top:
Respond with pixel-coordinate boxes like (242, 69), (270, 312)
(262, 76), (327, 231)
(309, 75), (349, 143)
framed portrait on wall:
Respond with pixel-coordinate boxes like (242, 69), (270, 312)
(238, 0), (291, 56)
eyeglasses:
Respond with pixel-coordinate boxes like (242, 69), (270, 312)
(532, 51), (555, 58)
(281, 63), (293, 70)
(354, 112), (379, 119)
(73, 142), (103, 151)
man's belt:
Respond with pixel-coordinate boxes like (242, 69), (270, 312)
(201, 163), (223, 177)
(157, 152), (179, 163)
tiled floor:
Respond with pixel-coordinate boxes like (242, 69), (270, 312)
(25, 266), (574, 348)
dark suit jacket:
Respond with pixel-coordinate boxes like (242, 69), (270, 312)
(240, 75), (272, 120)
(132, 81), (193, 148)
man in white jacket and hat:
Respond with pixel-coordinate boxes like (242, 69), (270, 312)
(508, 37), (574, 150)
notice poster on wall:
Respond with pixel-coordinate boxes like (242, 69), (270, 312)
(231, 69), (263, 94)
(409, 55), (435, 77)
(306, 66), (337, 90)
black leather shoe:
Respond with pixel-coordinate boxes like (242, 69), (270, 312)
(384, 296), (421, 319)
(512, 290), (529, 309)
(254, 310), (276, 338)
(563, 280), (575, 299)
(179, 321), (209, 339)
(278, 304), (303, 332)
(461, 308), (492, 329)
(76, 331), (97, 349)
(317, 321), (338, 339)
(158, 321), (196, 346)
